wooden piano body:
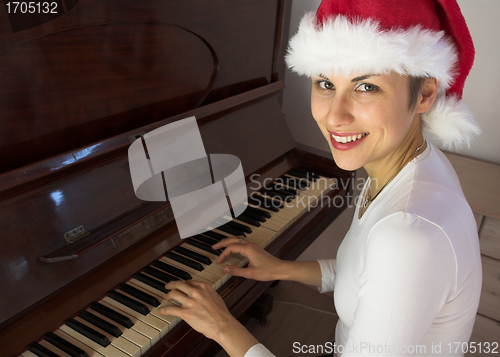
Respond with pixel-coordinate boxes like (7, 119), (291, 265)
(0, 1), (353, 356)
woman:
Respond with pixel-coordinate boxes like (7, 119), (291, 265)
(159, 0), (483, 355)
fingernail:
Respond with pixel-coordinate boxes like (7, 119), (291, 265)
(224, 267), (230, 273)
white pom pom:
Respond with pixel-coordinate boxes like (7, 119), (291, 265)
(422, 94), (481, 152)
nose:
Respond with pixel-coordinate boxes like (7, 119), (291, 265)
(325, 94), (354, 128)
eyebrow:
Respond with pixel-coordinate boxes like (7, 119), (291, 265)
(318, 74), (379, 82)
(351, 74), (378, 82)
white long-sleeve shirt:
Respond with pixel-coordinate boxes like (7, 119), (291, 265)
(244, 143), (482, 356)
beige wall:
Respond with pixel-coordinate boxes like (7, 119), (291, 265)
(456, 0), (500, 165)
(282, 0), (500, 261)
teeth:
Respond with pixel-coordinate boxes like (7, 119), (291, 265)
(331, 133), (367, 143)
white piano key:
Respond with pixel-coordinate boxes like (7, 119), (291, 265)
(19, 351), (38, 357)
(101, 297), (169, 338)
(52, 329), (104, 357)
(86, 308), (151, 355)
(181, 243), (225, 265)
(111, 309), (159, 346)
(160, 256), (219, 285)
(169, 250), (226, 282)
(73, 316), (141, 357)
(59, 324), (128, 357)
(125, 279), (182, 327)
(115, 289), (178, 327)
(128, 277), (169, 299)
(38, 339), (72, 357)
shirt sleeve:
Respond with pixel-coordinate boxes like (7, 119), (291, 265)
(317, 259), (337, 293)
(340, 213), (456, 356)
(244, 343), (275, 356)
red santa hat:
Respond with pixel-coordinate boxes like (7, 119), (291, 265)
(286, 0), (480, 151)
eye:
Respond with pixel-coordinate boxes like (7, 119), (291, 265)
(356, 83), (378, 92)
(318, 80), (334, 90)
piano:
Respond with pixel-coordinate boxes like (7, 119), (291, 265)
(0, 1), (353, 356)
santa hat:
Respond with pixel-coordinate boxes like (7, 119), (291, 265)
(286, 0), (480, 151)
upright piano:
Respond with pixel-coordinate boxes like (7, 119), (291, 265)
(0, 1), (353, 356)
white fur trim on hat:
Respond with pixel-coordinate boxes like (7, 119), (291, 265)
(423, 94), (481, 152)
(286, 12), (457, 92)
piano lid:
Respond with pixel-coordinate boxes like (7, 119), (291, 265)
(0, 0), (284, 175)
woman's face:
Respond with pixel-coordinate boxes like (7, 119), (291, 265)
(311, 71), (419, 171)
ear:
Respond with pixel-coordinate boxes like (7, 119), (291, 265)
(416, 78), (439, 114)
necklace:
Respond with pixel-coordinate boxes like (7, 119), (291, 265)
(362, 140), (426, 209)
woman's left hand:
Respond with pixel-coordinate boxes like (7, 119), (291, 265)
(159, 280), (258, 356)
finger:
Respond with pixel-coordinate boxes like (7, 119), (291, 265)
(222, 264), (252, 279)
(164, 289), (189, 306)
(212, 236), (244, 250)
(165, 280), (195, 296)
(159, 303), (183, 317)
(216, 243), (249, 264)
(185, 279), (216, 290)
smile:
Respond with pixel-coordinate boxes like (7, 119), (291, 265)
(331, 133), (368, 143)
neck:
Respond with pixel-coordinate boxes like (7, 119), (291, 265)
(364, 123), (425, 197)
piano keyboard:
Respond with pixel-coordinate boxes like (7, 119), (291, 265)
(18, 169), (336, 357)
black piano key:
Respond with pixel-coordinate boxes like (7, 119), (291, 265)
(244, 205), (272, 218)
(292, 168), (320, 179)
(218, 219), (252, 233)
(29, 342), (60, 357)
(186, 238), (221, 255)
(142, 266), (179, 284)
(286, 175), (310, 188)
(278, 175), (308, 190)
(261, 189), (293, 202)
(215, 223), (247, 237)
(174, 246), (212, 265)
(233, 213), (260, 227)
(151, 260), (192, 280)
(191, 234), (220, 247)
(288, 168), (316, 182)
(79, 310), (122, 338)
(66, 318), (110, 347)
(118, 283), (160, 307)
(89, 302), (133, 329)
(107, 290), (149, 316)
(254, 194), (285, 209)
(270, 184), (298, 196)
(200, 231), (228, 241)
(240, 211), (266, 223)
(44, 332), (89, 357)
(259, 194), (285, 208)
(134, 272), (171, 294)
(165, 251), (204, 271)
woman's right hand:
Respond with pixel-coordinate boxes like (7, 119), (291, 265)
(212, 237), (287, 282)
